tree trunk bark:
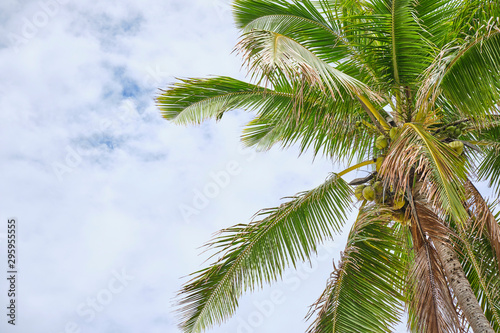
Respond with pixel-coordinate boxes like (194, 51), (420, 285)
(434, 240), (494, 333)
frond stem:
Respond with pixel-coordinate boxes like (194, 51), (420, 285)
(338, 160), (375, 178)
(356, 94), (391, 134)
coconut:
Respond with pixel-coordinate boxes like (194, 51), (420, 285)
(393, 196), (406, 210)
(375, 156), (385, 173)
(363, 186), (375, 201)
(354, 185), (365, 201)
(375, 135), (388, 149)
(389, 128), (398, 140)
(448, 141), (464, 155)
(454, 128), (462, 137)
(373, 181), (384, 203)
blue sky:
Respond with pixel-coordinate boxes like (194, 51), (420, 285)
(0, 1), (494, 333)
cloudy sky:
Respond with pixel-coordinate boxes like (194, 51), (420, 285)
(0, 1), (494, 333)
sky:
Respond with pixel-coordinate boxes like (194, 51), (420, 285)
(0, 1), (494, 333)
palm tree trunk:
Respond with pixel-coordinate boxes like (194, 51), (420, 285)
(434, 240), (494, 333)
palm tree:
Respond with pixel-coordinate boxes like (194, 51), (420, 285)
(156, 1), (500, 332)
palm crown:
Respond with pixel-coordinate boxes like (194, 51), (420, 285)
(157, 1), (500, 332)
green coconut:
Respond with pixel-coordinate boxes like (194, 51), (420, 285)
(354, 185), (365, 201)
(446, 125), (456, 134)
(375, 156), (385, 173)
(375, 135), (388, 149)
(363, 186), (375, 201)
(393, 196), (406, 210)
(389, 128), (398, 140)
(448, 141), (464, 155)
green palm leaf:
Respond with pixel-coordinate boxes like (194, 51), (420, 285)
(418, 25), (500, 117)
(307, 207), (406, 333)
(348, 0), (431, 91)
(241, 109), (374, 162)
(239, 83), (375, 161)
(233, 0), (348, 63)
(448, 0), (500, 42)
(413, 0), (461, 47)
(156, 76), (296, 125)
(477, 127), (500, 195)
(176, 173), (352, 332)
(237, 28), (379, 101)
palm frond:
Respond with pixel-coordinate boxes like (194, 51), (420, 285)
(236, 29), (380, 101)
(156, 76), (283, 124)
(176, 173), (352, 333)
(380, 123), (468, 222)
(413, 0), (462, 48)
(240, 87), (375, 162)
(307, 207), (406, 333)
(233, 0), (330, 30)
(464, 181), (500, 271)
(447, 0), (500, 42)
(315, 0), (370, 20)
(233, 0), (348, 63)
(477, 141), (500, 196)
(348, 0), (432, 91)
(408, 243), (461, 333)
(412, 203), (453, 245)
(417, 23), (500, 117)
(406, 201), (462, 333)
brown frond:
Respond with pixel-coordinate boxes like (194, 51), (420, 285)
(380, 123), (467, 222)
(414, 203), (453, 246)
(379, 126), (421, 195)
(465, 181), (500, 271)
(409, 242), (462, 333)
(406, 185), (463, 333)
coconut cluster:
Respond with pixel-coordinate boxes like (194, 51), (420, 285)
(354, 181), (405, 207)
(350, 119), (468, 227)
(443, 122), (466, 139)
(354, 180), (409, 225)
(441, 123), (467, 155)
(352, 124), (411, 224)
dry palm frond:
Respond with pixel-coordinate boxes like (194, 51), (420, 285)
(407, 192), (462, 333)
(380, 124), (468, 222)
(414, 203), (453, 245)
(408, 243), (462, 333)
(464, 181), (500, 271)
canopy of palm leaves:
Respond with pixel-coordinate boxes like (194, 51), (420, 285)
(156, 1), (500, 332)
